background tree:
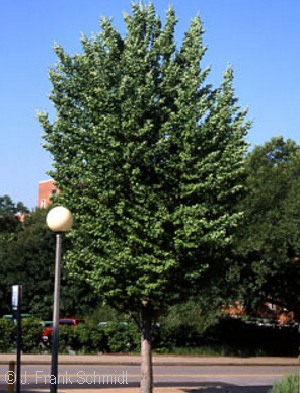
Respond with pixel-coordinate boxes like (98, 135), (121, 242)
(230, 137), (300, 316)
(38, 3), (249, 392)
(0, 204), (98, 318)
(0, 195), (27, 311)
(0, 195), (27, 232)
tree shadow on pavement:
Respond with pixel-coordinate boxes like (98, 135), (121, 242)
(0, 382), (272, 393)
(182, 383), (272, 393)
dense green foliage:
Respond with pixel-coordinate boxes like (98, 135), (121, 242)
(38, 3), (249, 329)
(0, 208), (55, 316)
(0, 318), (43, 353)
(0, 195), (28, 232)
(0, 313), (298, 356)
(53, 324), (107, 353)
(68, 323), (107, 353)
(0, 206), (99, 318)
(0, 318), (15, 352)
(230, 137), (300, 315)
(22, 318), (44, 352)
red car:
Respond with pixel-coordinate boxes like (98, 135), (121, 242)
(42, 318), (84, 343)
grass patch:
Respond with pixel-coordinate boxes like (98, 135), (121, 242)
(154, 344), (268, 357)
(269, 374), (300, 393)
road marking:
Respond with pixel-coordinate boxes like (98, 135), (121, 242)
(0, 373), (288, 378)
(130, 374), (287, 378)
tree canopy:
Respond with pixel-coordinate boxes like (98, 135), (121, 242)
(231, 137), (300, 315)
(39, 2), (249, 314)
(0, 195), (28, 232)
(38, 3), (249, 392)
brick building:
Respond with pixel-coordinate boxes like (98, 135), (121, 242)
(37, 179), (59, 208)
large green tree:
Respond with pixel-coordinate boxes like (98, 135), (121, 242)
(39, 3), (249, 392)
(231, 137), (300, 316)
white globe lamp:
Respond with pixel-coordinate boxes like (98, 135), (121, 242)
(46, 206), (73, 232)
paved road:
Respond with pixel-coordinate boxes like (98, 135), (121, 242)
(0, 357), (299, 393)
(0, 363), (298, 385)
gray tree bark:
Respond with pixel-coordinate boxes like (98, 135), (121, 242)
(140, 302), (153, 393)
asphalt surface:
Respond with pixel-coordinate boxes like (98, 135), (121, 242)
(0, 354), (298, 393)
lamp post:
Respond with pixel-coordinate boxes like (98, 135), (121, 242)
(46, 206), (73, 393)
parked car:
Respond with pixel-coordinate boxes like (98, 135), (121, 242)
(59, 318), (84, 326)
(41, 318), (84, 344)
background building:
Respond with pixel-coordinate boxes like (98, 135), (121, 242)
(37, 179), (58, 208)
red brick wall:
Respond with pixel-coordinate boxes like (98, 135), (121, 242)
(37, 180), (59, 208)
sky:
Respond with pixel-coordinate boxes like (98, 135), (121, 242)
(1, 1), (299, 210)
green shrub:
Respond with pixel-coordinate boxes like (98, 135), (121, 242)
(45, 325), (72, 353)
(46, 324), (108, 354)
(69, 323), (107, 353)
(269, 374), (300, 393)
(58, 325), (73, 352)
(47, 325), (75, 353)
(100, 322), (140, 352)
(0, 317), (44, 353)
(0, 318), (15, 352)
(21, 318), (44, 352)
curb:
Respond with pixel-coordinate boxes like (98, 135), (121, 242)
(0, 355), (299, 367)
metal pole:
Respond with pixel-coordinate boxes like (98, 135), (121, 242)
(7, 361), (15, 393)
(16, 304), (22, 393)
(50, 233), (62, 393)
(12, 285), (22, 393)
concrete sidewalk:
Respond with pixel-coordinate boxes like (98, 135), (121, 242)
(0, 353), (299, 366)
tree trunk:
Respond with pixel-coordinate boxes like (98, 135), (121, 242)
(140, 302), (153, 393)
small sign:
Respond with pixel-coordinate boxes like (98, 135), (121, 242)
(12, 285), (22, 312)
